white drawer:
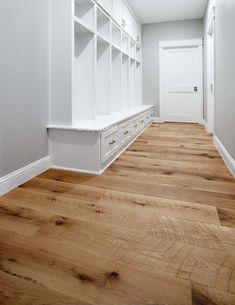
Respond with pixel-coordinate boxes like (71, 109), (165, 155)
(131, 118), (139, 136)
(144, 111), (152, 125)
(101, 127), (120, 163)
(120, 122), (132, 145)
(138, 115), (146, 129)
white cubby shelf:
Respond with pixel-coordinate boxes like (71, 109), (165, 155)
(74, 0), (95, 31)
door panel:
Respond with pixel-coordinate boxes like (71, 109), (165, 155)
(161, 43), (202, 123)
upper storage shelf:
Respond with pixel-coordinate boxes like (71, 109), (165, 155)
(49, 0), (143, 127)
(74, 0), (95, 31)
(97, 7), (110, 41)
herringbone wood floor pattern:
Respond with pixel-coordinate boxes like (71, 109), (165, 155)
(1, 123), (235, 305)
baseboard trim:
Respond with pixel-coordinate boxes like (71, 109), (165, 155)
(213, 136), (235, 178)
(51, 165), (101, 176)
(153, 117), (164, 123)
(0, 156), (50, 196)
(203, 119), (213, 134)
(203, 119), (209, 133)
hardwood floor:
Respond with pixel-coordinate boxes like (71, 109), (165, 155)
(1, 123), (235, 305)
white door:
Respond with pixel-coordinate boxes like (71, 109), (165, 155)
(160, 39), (203, 123)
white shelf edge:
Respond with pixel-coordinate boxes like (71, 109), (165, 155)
(97, 32), (110, 44)
(74, 16), (95, 34)
(47, 106), (154, 132)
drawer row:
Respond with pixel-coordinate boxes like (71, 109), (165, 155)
(101, 110), (153, 163)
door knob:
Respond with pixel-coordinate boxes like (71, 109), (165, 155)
(194, 86), (198, 92)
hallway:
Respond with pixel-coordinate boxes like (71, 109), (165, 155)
(1, 123), (235, 305)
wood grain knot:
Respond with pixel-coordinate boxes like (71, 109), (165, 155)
(55, 217), (67, 226)
(7, 258), (17, 263)
(77, 273), (95, 283)
(107, 271), (119, 280)
(95, 210), (104, 214)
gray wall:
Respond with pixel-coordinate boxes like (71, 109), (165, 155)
(0, 0), (50, 177)
(214, 0), (235, 159)
(142, 19), (204, 116)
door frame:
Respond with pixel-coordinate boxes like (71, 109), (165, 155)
(206, 7), (216, 134)
(159, 38), (203, 123)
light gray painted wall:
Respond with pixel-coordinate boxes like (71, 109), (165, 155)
(214, 0), (235, 159)
(142, 19), (204, 116)
(0, 0), (50, 177)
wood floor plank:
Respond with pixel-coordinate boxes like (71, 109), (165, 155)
(1, 123), (235, 305)
(0, 272), (90, 305)
(1, 187), (221, 226)
(0, 230), (192, 305)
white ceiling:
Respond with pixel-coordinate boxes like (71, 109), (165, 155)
(127, 0), (208, 24)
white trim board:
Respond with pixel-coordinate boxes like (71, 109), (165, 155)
(159, 38), (203, 49)
(213, 136), (235, 178)
(0, 156), (50, 196)
(203, 119), (211, 134)
(153, 117), (164, 123)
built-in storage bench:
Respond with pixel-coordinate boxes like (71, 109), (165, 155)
(48, 106), (153, 174)
(48, 0), (148, 175)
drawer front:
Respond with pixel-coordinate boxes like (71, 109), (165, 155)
(138, 115), (146, 129)
(120, 122), (132, 145)
(101, 127), (119, 163)
(144, 111), (152, 125)
(131, 118), (139, 136)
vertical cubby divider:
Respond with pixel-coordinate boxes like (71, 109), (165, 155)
(73, 21), (95, 122)
(96, 36), (111, 115)
(111, 46), (122, 111)
(122, 53), (130, 110)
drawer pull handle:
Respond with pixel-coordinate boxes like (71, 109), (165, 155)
(109, 140), (116, 145)
(124, 131), (129, 135)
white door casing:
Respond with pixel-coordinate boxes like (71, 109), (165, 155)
(206, 7), (215, 134)
(159, 39), (203, 123)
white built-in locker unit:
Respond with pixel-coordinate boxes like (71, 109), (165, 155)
(48, 0), (153, 174)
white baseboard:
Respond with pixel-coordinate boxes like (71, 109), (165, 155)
(203, 119), (209, 133)
(153, 117), (164, 123)
(203, 119), (213, 134)
(0, 156), (50, 196)
(213, 136), (235, 178)
(51, 165), (101, 176)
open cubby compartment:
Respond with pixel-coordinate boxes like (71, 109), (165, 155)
(111, 47), (122, 112)
(135, 62), (141, 106)
(136, 46), (141, 63)
(130, 40), (136, 60)
(73, 22), (95, 122)
(111, 22), (121, 50)
(74, 0), (95, 30)
(122, 54), (130, 110)
(97, 7), (110, 41)
(129, 58), (135, 108)
(96, 37), (111, 115)
(122, 33), (129, 56)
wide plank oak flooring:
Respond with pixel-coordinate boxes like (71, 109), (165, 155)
(1, 123), (235, 305)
